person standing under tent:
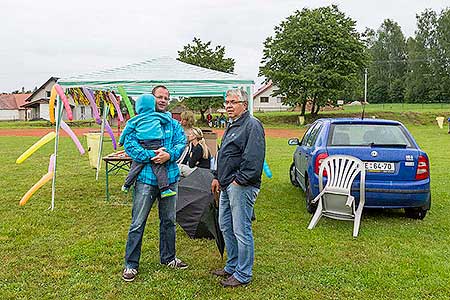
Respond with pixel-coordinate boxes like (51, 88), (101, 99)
(122, 85), (188, 282)
(206, 112), (213, 127)
(183, 127), (211, 169)
(118, 94), (176, 198)
(211, 88), (265, 287)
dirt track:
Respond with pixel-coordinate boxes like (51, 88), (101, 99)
(0, 128), (305, 138)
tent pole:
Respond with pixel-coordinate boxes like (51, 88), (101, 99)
(50, 95), (63, 210)
(96, 103), (109, 180)
(246, 85), (253, 116)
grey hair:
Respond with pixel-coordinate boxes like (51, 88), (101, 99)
(226, 88), (248, 103)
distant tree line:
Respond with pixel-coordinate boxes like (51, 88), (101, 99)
(259, 5), (450, 115)
(178, 5), (450, 116)
(364, 9), (450, 104)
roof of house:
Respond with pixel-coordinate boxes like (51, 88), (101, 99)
(21, 98), (49, 108)
(25, 76), (59, 102)
(253, 81), (273, 99)
(0, 93), (32, 110)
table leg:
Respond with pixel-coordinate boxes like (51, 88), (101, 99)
(105, 161), (109, 201)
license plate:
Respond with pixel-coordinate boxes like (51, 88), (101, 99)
(364, 161), (395, 173)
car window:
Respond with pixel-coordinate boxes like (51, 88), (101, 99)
(300, 123), (317, 146)
(306, 123), (323, 147)
(329, 124), (413, 147)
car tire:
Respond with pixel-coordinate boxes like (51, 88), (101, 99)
(305, 177), (317, 214)
(289, 163), (299, 187)
(405, 208), (428, 220)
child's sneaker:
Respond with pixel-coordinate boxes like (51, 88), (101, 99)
(121, 185), (129, 193)
(161, 189), (176, 198)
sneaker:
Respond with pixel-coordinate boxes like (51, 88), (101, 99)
(161, 189), (176, 198)
(165, 257), (188, 269)
(121, 185), (129, 193)
(122, 268), (138, 282)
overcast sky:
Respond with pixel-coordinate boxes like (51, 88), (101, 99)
(1, 0), (449, 93)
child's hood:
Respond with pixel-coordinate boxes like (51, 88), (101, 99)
(135, 94), (156, 114)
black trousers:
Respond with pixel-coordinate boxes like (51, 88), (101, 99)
(123, 139), (169, 191)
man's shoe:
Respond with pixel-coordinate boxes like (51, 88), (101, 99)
(211, 269), (232, 278)
(122, 268), (138, 282)
(165, 257), (188, 269)
(161, 189), (176, 198)
(221, 275), (248, 288)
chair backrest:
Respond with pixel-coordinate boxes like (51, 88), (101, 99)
(318, 155), (365, 215)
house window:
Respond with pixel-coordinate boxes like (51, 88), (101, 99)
(276, 96), (285, 103)
(80, 106), (86, 120)
(260, 96), (269, 103)
(46, 91), (51, 98)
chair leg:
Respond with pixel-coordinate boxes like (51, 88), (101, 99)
(308, 201), (323, 230)
(353, 207), (363, 237)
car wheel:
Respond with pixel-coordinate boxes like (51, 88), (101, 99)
(289, 163), (299, 187)
(404, 208), (428, 220)
(305, 177), (317, 214)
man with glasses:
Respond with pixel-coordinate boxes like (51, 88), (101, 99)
(122, 85), (188, 282)
(211, 88), (266, 287)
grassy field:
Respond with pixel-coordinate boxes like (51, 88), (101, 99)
(1, 123), (450, 299)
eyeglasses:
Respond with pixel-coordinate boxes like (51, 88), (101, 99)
(224, 100), (245, 107)
(155, 95), (169, 101)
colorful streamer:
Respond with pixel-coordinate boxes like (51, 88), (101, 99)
(16, 132), (56, 164)
(108, 92), (124, 122)
(60, 121), (85, 155)
(48, 154), (55, 173)
(82, 87), (102, 124)
(117, 86), (134, 118)
(54, 84), (73, 120)
(104, 119), (117, 150)
(19, 172), (53, 206)
(49, 86), (57, 124)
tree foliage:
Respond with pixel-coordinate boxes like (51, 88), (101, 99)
(177, 37), (235, 120)
(367, 19), (408, 103)
(259, 5), (368, 115)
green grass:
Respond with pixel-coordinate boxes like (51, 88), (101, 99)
(0, 120), (100, 129)
(1, 124), (450, 299)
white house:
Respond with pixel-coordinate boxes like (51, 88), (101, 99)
(22, 77), (93, 121)
(0, 93), (30, 121)
(253, 81), (291, 112)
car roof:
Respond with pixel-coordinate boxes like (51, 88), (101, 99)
(316, 118), (403, 126)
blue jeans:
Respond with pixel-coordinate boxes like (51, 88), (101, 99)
(219, 184), (259, 283)
(124, 182), (178, 269)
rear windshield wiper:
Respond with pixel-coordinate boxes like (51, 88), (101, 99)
(367, 143), (407, 148)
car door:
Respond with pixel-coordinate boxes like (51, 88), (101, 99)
(297, 122), (321, 188)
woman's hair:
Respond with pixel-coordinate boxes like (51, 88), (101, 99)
(180, 111), (195, 128)
(191, 127), (210, 159)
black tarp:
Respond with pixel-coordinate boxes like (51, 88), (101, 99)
(176, 168), (224, 257)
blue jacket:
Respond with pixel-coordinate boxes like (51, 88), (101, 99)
(123, 116), (186, 186)
(119, 94), (172, 145)
(214, 111), (265, 189)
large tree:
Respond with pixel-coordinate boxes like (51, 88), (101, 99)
(177, 37), (235, 120)
(405, 10), (438, 103)
(433, 8), (450, 102)
(367, 19), (408, 103)
(259, 5), (367, 115)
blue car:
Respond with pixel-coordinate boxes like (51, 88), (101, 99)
(289, 118), (431, 219)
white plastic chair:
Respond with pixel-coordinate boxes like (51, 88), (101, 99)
(307, 155), (366, 237)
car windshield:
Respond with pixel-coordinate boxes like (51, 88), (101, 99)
(328, 123), (413, 147)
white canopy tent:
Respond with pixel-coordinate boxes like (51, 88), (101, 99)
(58, 56), (255, 111)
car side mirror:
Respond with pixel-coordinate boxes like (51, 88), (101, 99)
(288, 138), (300, 146)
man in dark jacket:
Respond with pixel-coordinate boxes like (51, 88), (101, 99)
(211, 88), (265, 287)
